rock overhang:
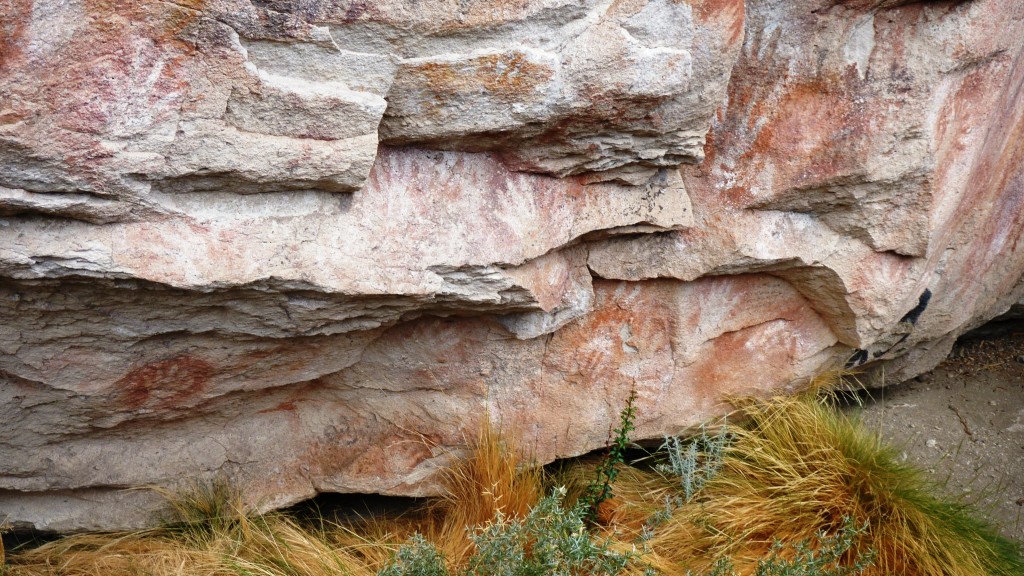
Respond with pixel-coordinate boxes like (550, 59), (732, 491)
(1, 0), (1023, 532)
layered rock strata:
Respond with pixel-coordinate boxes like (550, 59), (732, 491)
(1, 0), (1022, 530)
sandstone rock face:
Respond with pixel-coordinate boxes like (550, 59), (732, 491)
(1, 0), (1022, 531)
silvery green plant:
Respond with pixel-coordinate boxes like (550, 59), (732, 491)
(754, 517), (875, 576)
(638, 420), (730, 544)
(684, 517), (875, 576)
(657, 419), (729, 503)
(379, 533), (450, 576)
(466, 487), (634, 576)
(380, 488), (636, 576)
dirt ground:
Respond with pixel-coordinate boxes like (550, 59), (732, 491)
(850, 330), (1024, 543)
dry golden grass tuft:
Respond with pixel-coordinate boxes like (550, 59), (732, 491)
(332, 420), (544, 572)
(622, 389), (1024, 576)
(423, 421), (543, 566)
(4, 381), (1022, 576)
(5, 489), (376, 576)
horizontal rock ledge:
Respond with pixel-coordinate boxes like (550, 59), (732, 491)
(1, 0), (1024, 532)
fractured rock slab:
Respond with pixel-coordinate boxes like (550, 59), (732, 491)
(1, 0), (1024, 532)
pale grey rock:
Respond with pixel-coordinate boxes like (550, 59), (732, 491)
(0, 187), (131, 224)
(1, 0), (1024, 533)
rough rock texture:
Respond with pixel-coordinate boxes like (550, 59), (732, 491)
(1, 0), (1023, 531)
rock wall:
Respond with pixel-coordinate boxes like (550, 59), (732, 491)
(1, 0), (1022, 531)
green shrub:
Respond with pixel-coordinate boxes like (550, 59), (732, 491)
(8, 382), (1024, 576)
(685, 518), (874, 576)
(466, 489), (632, 576)
(658, 419), (729, 503)
(381, 489), (635, 576)
(752, 517), (875, 576)
(578, 388), (639, 521)
(379, 534), (449, 576)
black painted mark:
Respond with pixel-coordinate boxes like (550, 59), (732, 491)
(900, 289), (932, 325)
(845, 348), (869, 368)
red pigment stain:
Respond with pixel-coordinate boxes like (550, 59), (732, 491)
(543, 280), (677, 390)
(687, 319), (793, 399)
(0, 0), (32, 73)
(305, 417), (449, 484)
(258, 400), (298, 414)
(114, 354), (214, 410)
(932, 66), (994, 195)
(691, 0), (745, 46)
(37, 0), (201, 138)
(741, 77), (870, 192)
(719, 185), (751, 206)
(342, 1), (375, 24)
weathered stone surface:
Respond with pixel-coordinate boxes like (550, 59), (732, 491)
(0, 0), (739, 219)
(593, 0), (1024, 361)
(1, 275), (839, 532)
(1, 0), (1023, 531)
